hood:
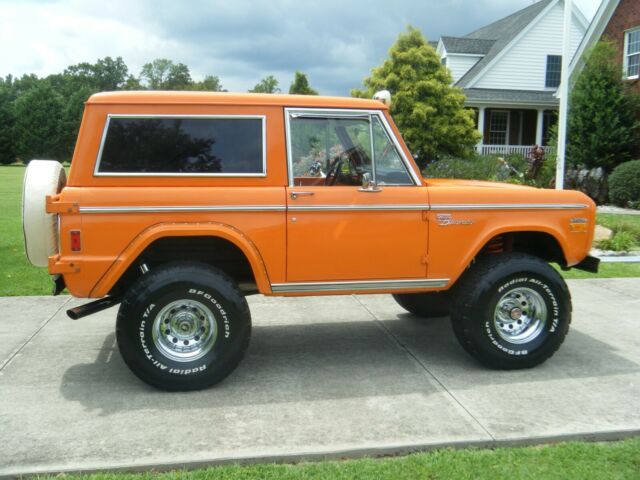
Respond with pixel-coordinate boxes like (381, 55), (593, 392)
(424, 178), (537, 190)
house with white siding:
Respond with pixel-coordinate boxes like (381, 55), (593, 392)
(434, 0), (589, 156)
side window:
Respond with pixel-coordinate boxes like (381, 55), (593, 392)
(290, 116), (372, 186)
(372, 116), (413, 185)
(97, 116), (264, 175)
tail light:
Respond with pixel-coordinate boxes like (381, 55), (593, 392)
(70, 230), (81, 252)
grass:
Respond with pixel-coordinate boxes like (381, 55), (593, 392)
(44, 438), (640, 479)
(0, 165), (52, 296)
(1, 165), (638, 296)
(595, 213), (640, 251)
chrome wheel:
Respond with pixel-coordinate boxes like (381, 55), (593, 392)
(493, 287), (547, 344)
(152, 299), (217, 362)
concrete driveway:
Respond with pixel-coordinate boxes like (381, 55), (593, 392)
(1, 278), (639, 477)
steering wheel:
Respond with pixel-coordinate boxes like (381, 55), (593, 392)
(324, 155), (344, 186)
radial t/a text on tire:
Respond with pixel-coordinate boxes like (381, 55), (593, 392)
(116, 262), (251, 391)
(450, 253), (571, 369)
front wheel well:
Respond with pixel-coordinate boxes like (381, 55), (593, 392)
(478, 231), (566, 267)
(109, 236), (258, 297)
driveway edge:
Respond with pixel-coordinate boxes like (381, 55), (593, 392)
(2, 428), (638, 479)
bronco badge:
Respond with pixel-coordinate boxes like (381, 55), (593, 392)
(436, 213), (474, 226)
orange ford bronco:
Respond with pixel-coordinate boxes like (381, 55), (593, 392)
(22, 91), (598, 391)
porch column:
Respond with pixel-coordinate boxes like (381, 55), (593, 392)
(535, 109), (544, 146)
(477, 106), (486, 154)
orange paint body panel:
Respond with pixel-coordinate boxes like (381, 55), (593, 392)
(47, 91), (595, 299)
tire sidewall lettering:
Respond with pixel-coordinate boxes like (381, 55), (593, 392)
(484, 276), (561, 357)
(137, 286), (233, 376)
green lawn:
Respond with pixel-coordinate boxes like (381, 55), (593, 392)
(1, 165), (638, 296)
(47, 438), (640, 480)
(0, 165), (52, 296)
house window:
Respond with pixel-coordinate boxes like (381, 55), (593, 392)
(488, 111), (508, 145)
(545, 55), (562, 88)
(441, 57), (447, 67)
(625, 29), (640, 79)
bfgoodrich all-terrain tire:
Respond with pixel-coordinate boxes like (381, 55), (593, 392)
(450, 253), (571, 369)
(116, 262), (251, 391)
(392, 291), (450, 318)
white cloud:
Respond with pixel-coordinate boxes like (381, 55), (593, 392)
(0, 0), (603, 94)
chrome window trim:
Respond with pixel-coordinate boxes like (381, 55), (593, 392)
(430, 203), (589, 211)
(271, 278), (449, 293)
(284, 107), (421, 187)
(79, 205), (286, 214)
(94, 114), (267, 177)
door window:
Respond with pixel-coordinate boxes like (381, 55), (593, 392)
(290, 116), (372, 186)
(289, 112), (413, 186)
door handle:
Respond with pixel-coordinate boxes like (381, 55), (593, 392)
(357, 185), (382, 193)
(290, 191), (315, 200)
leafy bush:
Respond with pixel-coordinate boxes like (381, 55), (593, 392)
(597, 218), (640, 251)
(597, 231), (638, 251)
(424, 154), (526, 183)
(609, 160), (640, 209)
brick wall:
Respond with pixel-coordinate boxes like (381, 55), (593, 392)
(602, 0), (640, 92)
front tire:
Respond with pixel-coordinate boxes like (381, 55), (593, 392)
(451, 253), (571, 369)
(116, 262), (251, 391)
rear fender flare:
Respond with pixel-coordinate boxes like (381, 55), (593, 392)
(90, 222), (271, 297)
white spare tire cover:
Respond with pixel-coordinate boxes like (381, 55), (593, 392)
(22, 160), (66, 267)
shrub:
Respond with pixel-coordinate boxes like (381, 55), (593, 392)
(597, 231), (638, 251)
(424, 154), (525, 183)
(608, 160), (640, 209)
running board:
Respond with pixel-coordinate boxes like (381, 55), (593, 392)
(67, 296), (121, 320)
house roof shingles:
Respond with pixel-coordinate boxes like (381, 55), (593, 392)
(456, 0), (554, 87)
(440, 36), (495, 55)
(463, 88), (559, 106)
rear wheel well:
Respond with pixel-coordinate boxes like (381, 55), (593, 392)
(478, 231), (566, 267)
(109, 236), (258, 297)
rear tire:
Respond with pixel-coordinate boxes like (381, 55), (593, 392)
(116, 262), (251, 391)
(450, 253), (571, 369)
(392, 292), (450, 318)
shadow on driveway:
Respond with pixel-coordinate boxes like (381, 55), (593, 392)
(59, 314), (639, 416)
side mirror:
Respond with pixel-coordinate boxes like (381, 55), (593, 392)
(373, 90), (391, 107)
(359, 172), (381, 192)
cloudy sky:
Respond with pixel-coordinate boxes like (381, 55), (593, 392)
(0, 0), (601, 95)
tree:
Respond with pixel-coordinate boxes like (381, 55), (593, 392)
(190, 75), (225, 91)
(60, 85), (94, 159)
(567, 41), (640, 172)
(13, 81), (65, 162)
(289, 71), (318, 95)
(250, 75), (280, 93)
(63, 56), (129, 91)
(140, 59), (193, 90)
(0, 82), (16, 164)
(351, 26), (479, 168)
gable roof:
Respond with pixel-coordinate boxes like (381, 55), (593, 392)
(568, 0), (620, 82)
(456, 0), (555, 87)
(440, 36), (495, 55)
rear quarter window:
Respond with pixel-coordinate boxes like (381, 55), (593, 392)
(96, 116), (265, 176)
